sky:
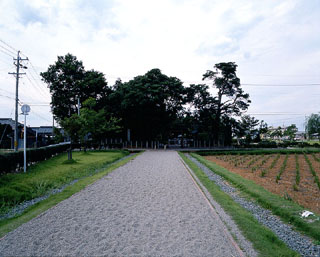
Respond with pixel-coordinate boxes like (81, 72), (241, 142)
(0, 0), (319, 131)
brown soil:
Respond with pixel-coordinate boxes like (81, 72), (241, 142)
(205, 154), (320, 214)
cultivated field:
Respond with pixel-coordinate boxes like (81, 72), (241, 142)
(205, 153), (320, 214)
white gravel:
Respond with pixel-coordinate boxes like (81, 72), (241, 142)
(0, 150), (249, 256)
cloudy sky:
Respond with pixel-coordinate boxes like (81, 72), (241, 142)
(0, 0), (319, 130)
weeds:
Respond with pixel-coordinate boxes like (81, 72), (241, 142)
(295, 154), (300, 188)
(276, 154), (288, 183)
(304, 154), (320, 190)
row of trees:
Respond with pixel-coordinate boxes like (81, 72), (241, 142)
(40, 54), (320, 153)
(41, 54), (256, 147)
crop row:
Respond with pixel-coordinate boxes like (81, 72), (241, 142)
(214, 153), (320, 190)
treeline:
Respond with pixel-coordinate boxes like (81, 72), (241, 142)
(41, 54), (266, 148)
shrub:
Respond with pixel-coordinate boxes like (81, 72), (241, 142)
(0, 143), (70, 174)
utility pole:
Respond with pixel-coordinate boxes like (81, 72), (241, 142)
(9, 51), (28, 151)
(77, 97), (80, 116)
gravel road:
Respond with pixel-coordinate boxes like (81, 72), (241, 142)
(0, 151), (250, 256)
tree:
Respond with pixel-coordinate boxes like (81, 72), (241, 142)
(284, 124), (298, 141)
(270, 126), (283, 140)
(109, 68), (187, 141)
(202, 62), (251, 144)
(79, 98), (121, 149)
(257, 120), (268, 142)
(236, 115), (260, 143)
(60, 114), (82, 160)
(41, 54), (111, 122)
(306, 113), (320, 140)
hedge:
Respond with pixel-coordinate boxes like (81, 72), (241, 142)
(0, 143), (70, 174)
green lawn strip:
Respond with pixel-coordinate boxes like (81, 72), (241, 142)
(0, 152), (140, 238)
(191, 153), (320, 242)
(0, 150), (129, 212)
(179, 153), (298, 257)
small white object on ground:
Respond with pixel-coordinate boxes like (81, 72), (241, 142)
(301, 210), (314, 218)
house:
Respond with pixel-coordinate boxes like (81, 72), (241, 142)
(0, 118), (35, 149)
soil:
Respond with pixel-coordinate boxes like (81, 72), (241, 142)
(205, 154), (320, 214)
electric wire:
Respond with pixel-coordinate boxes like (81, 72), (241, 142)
(0, 44), (16, 56)
(0, 39), (18, 53)
(241, 83), (320, 87)
(25, 74), (51, 100)
(27, 60), (51, 96)
(0, 48), (14, 58)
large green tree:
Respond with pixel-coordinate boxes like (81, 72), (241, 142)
(197, 62), (251, 144)
(41, 53), (111, 122)
(306, 113), (320, 140)
(110, 68), (187, 141)
(79, 98), (121, 149)
(284, 124), (298, 141)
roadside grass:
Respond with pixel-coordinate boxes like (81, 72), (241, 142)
(0, 151), (140, 238)
(0, 150), (129, 214)
(179, 152), (298, 257)
(191, 153), (320, 243)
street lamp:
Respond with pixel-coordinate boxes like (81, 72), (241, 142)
(21, 104), (30, 173)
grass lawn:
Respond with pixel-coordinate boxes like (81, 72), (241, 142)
(190, 153), (320, 243)
(180, 152), (299, 257)
(0, 150), (140, 237)
(0, 150), (129, 214)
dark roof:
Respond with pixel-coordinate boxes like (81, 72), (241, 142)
(0, 118), (23, 128)
(31, 126), (53, 134)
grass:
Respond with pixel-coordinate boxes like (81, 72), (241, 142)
(179, 152), (298, 257)
(0, 150), (129, 211)
(191, 153), (320, 243)
(276, 154), (288, 183)
(304, 153), (320, 190)
(0, 151), (141, 238)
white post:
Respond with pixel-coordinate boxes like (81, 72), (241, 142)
(21, 104), (30, 172)
(24, 113), (26, 173)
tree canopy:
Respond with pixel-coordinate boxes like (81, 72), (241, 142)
(41, 53), (111, 122)
(42, 54), (259, 148)
(306, 113), (320, 140)
(109, 68), (187, 141)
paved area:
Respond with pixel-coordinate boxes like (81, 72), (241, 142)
(0, 151), (247, 256)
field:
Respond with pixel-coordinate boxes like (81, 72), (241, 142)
(205, 153), (320, 214)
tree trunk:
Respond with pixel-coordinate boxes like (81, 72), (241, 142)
(67, 140), (72, 160)
(67, 148), (72, 160)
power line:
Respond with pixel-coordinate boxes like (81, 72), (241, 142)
(0, 38), (18, 53)
(0, 44), (16, 56)
(0, 93), (15, 100)
(32, 111), (52, 123)
(241, 83), (320, 87)
(25, 73), (51, 99)
(0, 88), (15, 95)
(27, 60), (51, 96)
(247, 113), (304, 116)
(0, 48), (14, 58)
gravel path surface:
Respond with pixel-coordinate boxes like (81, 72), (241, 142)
(186, 154), (320, 257)
(0, 151), (248, 256)
(0, 153), (135, 221)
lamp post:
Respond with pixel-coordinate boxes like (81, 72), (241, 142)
(21, 104), (31, 173)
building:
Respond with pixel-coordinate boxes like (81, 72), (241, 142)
(0, 118), (35, 149)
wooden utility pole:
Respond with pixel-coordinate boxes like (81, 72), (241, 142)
(9, 51), (28, 151)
